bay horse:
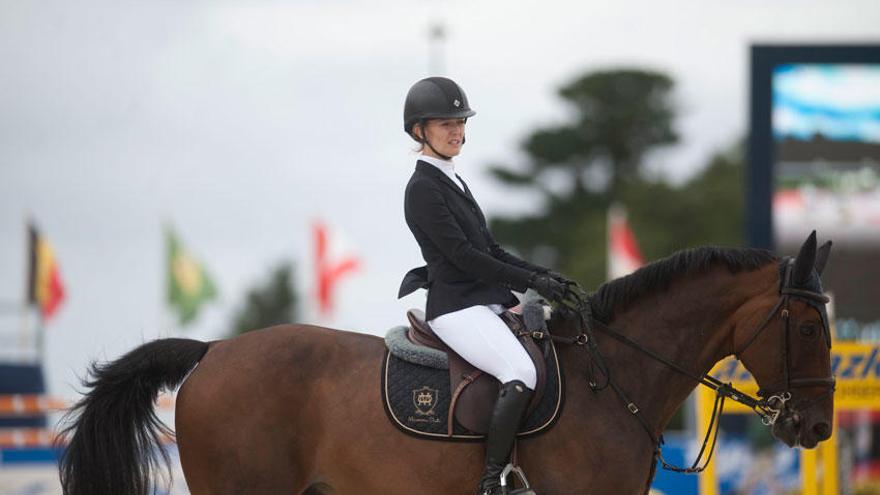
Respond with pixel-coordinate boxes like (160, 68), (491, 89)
(57, 232), (835, 495)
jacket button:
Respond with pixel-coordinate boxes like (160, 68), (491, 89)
(471, 207), (477, 213)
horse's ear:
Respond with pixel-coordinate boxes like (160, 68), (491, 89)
(793, 230), (817, 284)
(815, 240), (833, 276)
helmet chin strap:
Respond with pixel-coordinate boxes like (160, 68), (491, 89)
(417, 119), (464, 161)
(425, 138), (452, 161)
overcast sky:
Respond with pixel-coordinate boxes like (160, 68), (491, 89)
(1, 0), (878, 400)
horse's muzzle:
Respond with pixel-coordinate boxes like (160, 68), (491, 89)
(772, 409), (832, 449)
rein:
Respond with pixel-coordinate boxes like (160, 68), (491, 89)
(540, 258), (836, 475)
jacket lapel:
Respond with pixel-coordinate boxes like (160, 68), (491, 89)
(416, 161), (476, 205)
(456, 174), (477, 203)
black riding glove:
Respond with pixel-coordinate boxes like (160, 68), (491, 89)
(546, 270), (576, 287)
(528, 272), (566, 303)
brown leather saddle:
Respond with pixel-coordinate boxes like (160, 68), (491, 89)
(405, 308), (549, 435)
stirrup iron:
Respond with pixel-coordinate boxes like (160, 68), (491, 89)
(499, 463), (536, 495)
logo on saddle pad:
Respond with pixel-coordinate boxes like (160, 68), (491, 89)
(412, 386), (439, 416)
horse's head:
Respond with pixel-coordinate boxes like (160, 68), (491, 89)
(733, 231), (835, 449)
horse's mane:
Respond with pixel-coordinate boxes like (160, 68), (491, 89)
(590, 246), (778, 322)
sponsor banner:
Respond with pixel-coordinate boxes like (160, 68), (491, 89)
(709, 342), (880, 412)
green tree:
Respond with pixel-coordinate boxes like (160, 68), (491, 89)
(565, 143), (744, 289)
(493, 69), (679, 199)
(230, 262), (300, 336)
(488, 69), (680, 289)
(487, 67), (745, 290)
(621, 142), (745, 261)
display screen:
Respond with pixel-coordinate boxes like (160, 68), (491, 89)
(772, 64), (880, 246)
(767, 61), (880, 339)
(746, 46), (880, 493)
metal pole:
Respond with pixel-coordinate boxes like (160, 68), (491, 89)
(802, 443), (819, 495)
(21, 215), (32, 355)
(21, 305), (31, 362)
(821, 416), (839, 495)
(36, 314), (45, 365)
(696, 386), (719, 495)
(428, 20), (445, 75)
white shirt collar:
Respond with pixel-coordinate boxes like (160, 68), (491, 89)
(418, 154), (465, 191)
(419, 154), (456, 174)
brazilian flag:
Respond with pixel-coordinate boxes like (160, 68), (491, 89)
(166, 227), (217, 326)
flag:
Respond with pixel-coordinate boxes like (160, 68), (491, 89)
(607, 204), (644, 280)
(27, 223), (66, 320)
(314, 221), (360, 317)
(166, 227), (217, 326)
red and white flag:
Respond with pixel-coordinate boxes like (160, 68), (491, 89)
(607, 204), (644, 280)
(313, 220), (361, 317)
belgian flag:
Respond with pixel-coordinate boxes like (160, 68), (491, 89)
(27, 223), (66, 320)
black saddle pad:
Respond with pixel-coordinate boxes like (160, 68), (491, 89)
(380, 341), (564, 441)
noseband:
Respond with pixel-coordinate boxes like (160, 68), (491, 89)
(545, 257), (836, 476)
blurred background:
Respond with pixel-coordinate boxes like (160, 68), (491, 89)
(1, 1), (879, 493)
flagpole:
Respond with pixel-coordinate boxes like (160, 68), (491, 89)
(32, 235), (45, 365)
(428, 19), (446, 75)
(21, 214), (32, 359)
(606, 203), (614, 282)
(160, 222), (171, 339)
(36, 314), (46, 365)
(160, 282), (177, 340)
(18, 306), (28, 361)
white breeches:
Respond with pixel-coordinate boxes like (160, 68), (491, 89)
(428, 304), (537, 390)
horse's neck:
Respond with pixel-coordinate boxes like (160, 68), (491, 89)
(589, 264), (777, 434)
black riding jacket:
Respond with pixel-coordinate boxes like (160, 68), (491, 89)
(399, 160), (545, 320)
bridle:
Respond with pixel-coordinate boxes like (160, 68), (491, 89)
(733, 257), (836, 425)
(537, 257), (836, 476)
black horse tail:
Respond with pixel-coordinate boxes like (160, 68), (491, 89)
(57, 338), (210, 495)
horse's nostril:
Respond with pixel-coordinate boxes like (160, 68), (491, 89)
(812, 422), (831, 440)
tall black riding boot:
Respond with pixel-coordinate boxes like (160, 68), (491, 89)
(477, 380), (533, 495)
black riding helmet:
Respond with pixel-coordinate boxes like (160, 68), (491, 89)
(403, 77), (476, 148)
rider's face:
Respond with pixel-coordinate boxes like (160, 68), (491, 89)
(418, 118), (466, 158)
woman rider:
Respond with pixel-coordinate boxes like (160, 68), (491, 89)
(398, 76), (577, 495)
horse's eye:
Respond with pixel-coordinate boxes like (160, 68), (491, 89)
(800, 324), (817, 338)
